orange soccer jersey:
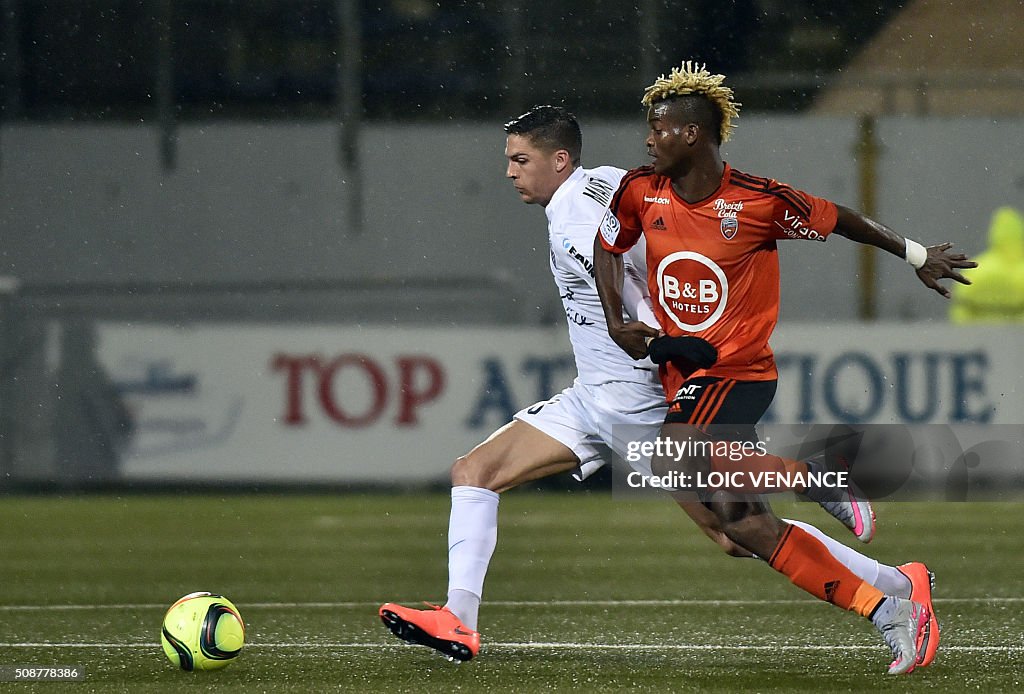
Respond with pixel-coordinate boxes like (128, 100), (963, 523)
(599, 163), (838, 400)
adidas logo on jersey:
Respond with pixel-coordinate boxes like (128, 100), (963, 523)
(651, 217), (667, 230)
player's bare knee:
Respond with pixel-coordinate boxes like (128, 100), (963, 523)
(450, 453), (500, 490)
(706, 492), (754, 523)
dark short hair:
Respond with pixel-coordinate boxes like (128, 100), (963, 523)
(504, 105), (582, 165)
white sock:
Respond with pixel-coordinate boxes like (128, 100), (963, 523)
(444, 485), (499, 631)
(445, 589), (480, 631)
(784, 519), (912, 599)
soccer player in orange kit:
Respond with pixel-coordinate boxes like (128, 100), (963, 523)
(594, 62), (975, 675)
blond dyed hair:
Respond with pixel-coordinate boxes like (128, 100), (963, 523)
(642, 61), (741, 143)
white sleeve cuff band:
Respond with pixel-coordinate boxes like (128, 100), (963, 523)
(904, 238), (927, 269)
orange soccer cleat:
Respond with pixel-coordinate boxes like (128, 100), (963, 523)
(379, 602), (480, 662)
(898, 562), (940, 667)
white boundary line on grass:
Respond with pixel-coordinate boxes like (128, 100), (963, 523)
(0, 642), (1020, 653)
(0, 597), (1020, 611)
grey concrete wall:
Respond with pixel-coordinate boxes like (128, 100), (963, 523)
(3, 116), (1020, 322)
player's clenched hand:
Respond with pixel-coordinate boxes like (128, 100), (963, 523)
(609, 321), (660, 360)
(916, 242), (977, 298)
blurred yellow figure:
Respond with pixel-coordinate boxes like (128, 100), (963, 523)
(950, 207), (1024, 323)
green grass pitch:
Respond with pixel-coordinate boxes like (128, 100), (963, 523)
(0, 491), (1021, 692)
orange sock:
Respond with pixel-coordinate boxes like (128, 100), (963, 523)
(708, 452), (809, 492)
(768, 524), (884, 618)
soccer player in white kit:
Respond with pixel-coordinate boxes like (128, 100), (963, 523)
(379, 105), (929, 663)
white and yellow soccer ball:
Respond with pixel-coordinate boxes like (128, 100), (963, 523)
(160, 592), (245, 671)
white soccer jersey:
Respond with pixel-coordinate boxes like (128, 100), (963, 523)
(545, 166), (660, 387)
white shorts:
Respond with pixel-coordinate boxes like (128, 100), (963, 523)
(513, 378), (667, 481)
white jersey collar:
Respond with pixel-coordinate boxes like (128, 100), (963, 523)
(545, 166), (586, 222)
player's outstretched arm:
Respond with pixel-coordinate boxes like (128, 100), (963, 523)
(832, 205), (977, 298)
(593, 235), (658, 359)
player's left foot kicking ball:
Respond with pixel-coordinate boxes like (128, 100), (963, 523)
(379, 603), (480, 662)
